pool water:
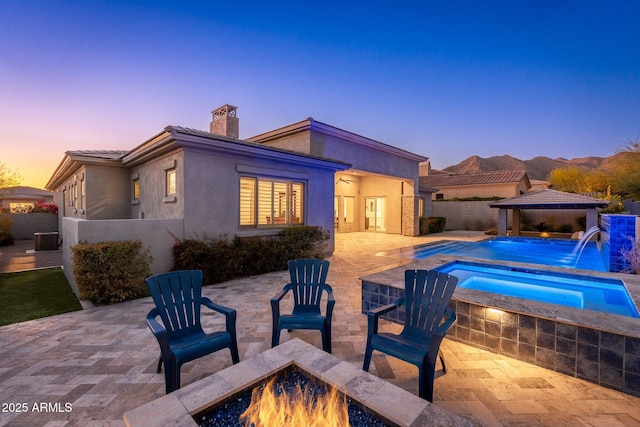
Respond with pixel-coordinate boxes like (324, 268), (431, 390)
(387, 237), (606, 271)
(436, 260), (639, 318)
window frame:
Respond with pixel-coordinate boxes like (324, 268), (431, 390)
(239, 175), (306, 228)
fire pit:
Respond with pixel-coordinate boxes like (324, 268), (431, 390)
(124, 339), (472, 427)
(198, 367), (386, 426)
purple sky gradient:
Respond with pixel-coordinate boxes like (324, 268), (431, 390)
(2, 1), (639, 188)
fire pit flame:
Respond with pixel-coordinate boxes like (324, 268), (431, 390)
(239, 375), (350, 427)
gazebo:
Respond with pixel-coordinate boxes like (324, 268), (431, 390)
(489, 189), (610, 236)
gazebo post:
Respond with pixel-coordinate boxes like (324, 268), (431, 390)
(512, 209), (521, 236)
(498, 209), (508, 236)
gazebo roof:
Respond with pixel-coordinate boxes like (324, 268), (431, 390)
(489, 189), (610, 209)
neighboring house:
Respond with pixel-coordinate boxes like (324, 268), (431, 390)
(0, 186), (54, 213)
(419, 166), (531, 200)
(46, 105), (430, 290)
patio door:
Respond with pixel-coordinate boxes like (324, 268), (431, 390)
(365, 197), (386, 231)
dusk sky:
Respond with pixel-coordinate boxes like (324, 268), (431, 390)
(2, 1), (639, 188)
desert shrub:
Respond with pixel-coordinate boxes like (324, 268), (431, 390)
(420, 217), (447, 234)
(575, 216), (587, 231)
(71, 240), (152, 305)
(620, 236), (640, 274)
(533, 222), (553, 232)
(173, 226), (330, 285)
(0, 214), (13, 246)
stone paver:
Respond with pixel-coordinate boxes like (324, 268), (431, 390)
(1, 231), (640, 426)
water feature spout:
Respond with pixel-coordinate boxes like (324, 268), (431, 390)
(571, 225), (601, 265)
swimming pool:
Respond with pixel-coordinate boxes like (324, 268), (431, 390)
(381, 237), (606, 271)
(435, 260), (639, 318)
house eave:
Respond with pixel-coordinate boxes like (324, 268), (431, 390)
(248, 118), (428, 163)
(46, 153), (124, 191)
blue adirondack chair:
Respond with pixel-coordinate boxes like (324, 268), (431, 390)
(146, 270), (240, 394)
(363, 269), (458, 402)
(271, 259), (335, 353)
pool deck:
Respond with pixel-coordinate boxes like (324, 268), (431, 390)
(2, 232), (640, 426)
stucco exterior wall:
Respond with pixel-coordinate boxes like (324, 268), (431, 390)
(85, 165), (131, 219)
(130, 150), (184, 221)
(179, 146), (338, 251)
(316, 131), (420, 189)
(61, 217), (184, 295)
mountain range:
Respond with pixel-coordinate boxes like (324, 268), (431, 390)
(442, 153), (623, 181)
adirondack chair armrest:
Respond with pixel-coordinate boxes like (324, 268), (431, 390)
(271, 283), (293, 303)
(325, 285), (335, 318)
(432, 307), (457, 344)
(202, 297), (237, 333)
(366, 298), (404, 335)
(146, 308), (170, 352)
(201, 297), (234, 316)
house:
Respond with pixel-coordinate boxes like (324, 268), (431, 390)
(46, 105), (430, 290)
(419, 166), (531, 200)
(0, 186), (54, 213)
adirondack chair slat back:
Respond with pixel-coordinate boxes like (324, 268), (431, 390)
(147, 270), (204, 338)
(288, 259), (329, 308)
(402, 269), (458, 337)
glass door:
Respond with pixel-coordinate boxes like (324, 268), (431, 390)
(365, 197), (386, 231)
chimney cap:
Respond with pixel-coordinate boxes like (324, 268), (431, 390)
(212, 104), (237, 118)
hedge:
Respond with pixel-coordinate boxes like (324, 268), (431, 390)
(420, 216), (447, 234)
(71, 240), (153, 305)
(173, 226), (330, 285)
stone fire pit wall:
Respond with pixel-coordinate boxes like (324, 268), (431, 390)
(123, 338), (472, 427)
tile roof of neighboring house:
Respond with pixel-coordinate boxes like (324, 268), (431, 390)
(420, 170), (528, 188)
(489, 189), (610, 209)
(0, 186), (53, 200)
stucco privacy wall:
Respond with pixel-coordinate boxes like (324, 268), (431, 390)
(9, 213), (58, 239)
(433, 201), (593, 232)
(61, 217), (184, 294)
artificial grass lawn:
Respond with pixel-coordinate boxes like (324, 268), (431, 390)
(0, 267), (82, 326)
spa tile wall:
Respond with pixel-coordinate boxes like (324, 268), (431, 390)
(600, 214), (639, 273)
(361, 280), (640, 398)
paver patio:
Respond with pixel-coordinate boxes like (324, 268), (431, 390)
(2, 232), (640, 426)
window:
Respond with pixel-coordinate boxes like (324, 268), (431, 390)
(80, 179), (85, 210)
(240, 176), (305, 227)
(435, 193), (444, 200)
(132, 179), (140, 201)
(418, 197), (425, 218)
(344, 196), (355, 223)
(166, 169), (176, 195)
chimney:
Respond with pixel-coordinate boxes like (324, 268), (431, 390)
(419, 160), (431, 176)
(210, 104), (239, 139)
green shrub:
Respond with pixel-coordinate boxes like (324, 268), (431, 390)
(420, 217), (447, 234)
(71, 240), (153, 305)
(0, 214), (13, 246)
(173, 226), (330, 285)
